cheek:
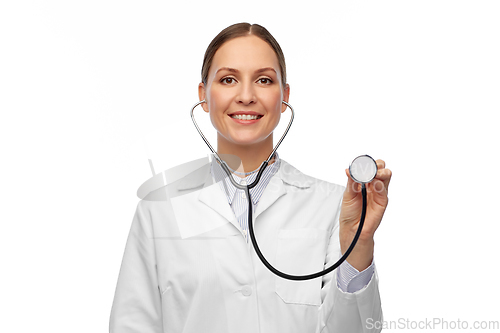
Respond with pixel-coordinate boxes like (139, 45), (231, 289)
(262, 90), (283, 114)
(206, 89), (230, 129)
(207, 88), (231, 111)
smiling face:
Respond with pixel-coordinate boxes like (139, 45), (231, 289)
(198, 35), (290, 153)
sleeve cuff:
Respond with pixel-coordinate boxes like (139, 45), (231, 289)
(336, 257), (375, 293)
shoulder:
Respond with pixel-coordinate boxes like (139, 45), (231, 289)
(136, 157), (211, 202)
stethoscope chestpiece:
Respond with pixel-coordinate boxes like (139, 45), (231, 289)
(349, 155), (378, 184)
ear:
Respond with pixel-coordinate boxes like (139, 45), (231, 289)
(198, 83), (209, 113)
(281, 83), (290, 113)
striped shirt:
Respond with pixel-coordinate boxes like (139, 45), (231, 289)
(210, 152), (374, 293)
(211, 152), (281, 242)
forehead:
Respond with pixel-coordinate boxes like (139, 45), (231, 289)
(210, 35), (280, 74)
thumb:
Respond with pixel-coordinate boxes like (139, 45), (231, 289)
(344, 168), (361, 200)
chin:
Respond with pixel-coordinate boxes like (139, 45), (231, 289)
(232, 139), (261, 147)
(227, 135), (264, 146)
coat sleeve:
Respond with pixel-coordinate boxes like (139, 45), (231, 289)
(316, 198), (383, 333)
(109, 202), (163, 333)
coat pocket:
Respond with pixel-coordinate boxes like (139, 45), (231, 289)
(274, 228), (328, 306)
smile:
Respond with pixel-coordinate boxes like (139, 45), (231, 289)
(230, 114), (263, 120)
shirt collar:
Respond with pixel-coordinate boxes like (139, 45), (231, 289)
(211, 152), (281, 206)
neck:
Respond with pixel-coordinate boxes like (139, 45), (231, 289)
(216, 134), (275, 178)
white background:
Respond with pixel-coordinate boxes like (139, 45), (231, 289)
(1, 0), (499, 332)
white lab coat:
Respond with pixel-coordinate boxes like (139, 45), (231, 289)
(110, 157), (382, 333)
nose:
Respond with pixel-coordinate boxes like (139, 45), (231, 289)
(237, 81), (256, 105)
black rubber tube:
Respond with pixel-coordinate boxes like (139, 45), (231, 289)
(247, 162), (367, 281)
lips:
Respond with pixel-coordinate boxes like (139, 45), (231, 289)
(228, 111), (263, 117)
(228, 111), (263, 124)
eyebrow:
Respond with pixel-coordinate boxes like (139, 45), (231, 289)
(216, 67), (277, 75)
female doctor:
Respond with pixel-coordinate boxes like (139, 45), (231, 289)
(110, 23), (392, 333)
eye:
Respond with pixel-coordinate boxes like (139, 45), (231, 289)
(221, 77), (236, 84)
(258, 78), (272, 84)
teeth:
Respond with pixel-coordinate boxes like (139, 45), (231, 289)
(231, 114), (261, 120)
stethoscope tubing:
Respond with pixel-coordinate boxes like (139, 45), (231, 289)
(190, 100), (367, 280)
(247, 180), (367, 280)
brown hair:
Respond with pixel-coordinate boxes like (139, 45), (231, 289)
(201, 23), (287, 88)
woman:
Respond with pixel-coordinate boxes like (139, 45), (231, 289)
(110, 23), (391, 333)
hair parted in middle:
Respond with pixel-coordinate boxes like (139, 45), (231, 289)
(201, 23), (287, 89)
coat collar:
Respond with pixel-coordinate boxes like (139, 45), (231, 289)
(176, 158), (313, 191)
(176, 158), (313, 226)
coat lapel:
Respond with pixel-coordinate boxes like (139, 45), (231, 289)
(144, 157), (313, 238)
(253, 174), (286, 219)
(182, 158), (313, 224)
(176, 161), (239, 233)
(197, 171), (238, 227)
(254, 159), (313, 219)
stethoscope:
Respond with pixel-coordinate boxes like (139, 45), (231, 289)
(191, 100), (378, 281)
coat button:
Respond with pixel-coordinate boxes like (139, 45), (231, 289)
(241, 285), (252, 296)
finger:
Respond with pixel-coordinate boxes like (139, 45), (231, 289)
(376, 168), (392, 181)
(374, 159), (390, 191)
(374, 168), (392, 192)
(368, 178), (389, 206)
(369, 178), (387, 195)
(376, 159), (386, 170)
(344, 168), (361, 199)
